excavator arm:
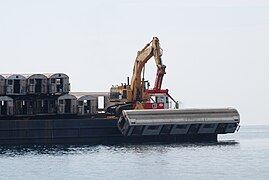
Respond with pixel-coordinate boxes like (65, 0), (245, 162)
(130, 37), (166, 101)
(130, 42), (153, 101)
(152, 37), (166, 90)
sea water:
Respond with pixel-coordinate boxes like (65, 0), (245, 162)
(0, 125), (268, 180)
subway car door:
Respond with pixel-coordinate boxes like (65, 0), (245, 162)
(65, 99), (71, 113)
(0, 101), (7, 115)
(14, 80), (20, 94)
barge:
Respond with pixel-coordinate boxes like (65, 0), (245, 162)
(0, 73), (239, 145)
(0, 37), (240, 145)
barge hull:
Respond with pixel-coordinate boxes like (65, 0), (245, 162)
(0, 117), (219, 145)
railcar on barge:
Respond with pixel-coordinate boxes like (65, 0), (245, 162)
(0, 37), (240, 145)
(0, 73), (239, 145)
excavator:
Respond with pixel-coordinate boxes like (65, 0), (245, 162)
(108, 37), (177, 115)
(107, 37), (240, 138)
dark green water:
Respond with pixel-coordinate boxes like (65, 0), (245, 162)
(0, 125), (268, 180)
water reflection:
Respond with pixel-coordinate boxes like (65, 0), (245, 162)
(0, 140), (239, 158)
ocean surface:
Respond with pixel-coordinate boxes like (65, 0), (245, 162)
(0, 125), (268, 180)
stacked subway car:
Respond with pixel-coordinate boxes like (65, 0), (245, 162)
(0, 73), (120, 145)
(0, 73), (108, 117)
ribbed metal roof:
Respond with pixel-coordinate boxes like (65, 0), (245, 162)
(47, 73), (69, 78)
(27, 74), (48, 79)
(58, 94), (77, 100)
(3, 74), (27, 80)
(70, 92), (109, 99)
(0, 73), (68, 79)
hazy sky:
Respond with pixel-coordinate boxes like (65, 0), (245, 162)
(0, 0), (268, 125)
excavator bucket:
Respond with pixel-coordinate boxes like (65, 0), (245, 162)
(118, 108), (240, 136)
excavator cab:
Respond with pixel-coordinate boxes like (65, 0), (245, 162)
(110, 79), (151, 102)
(143, 94), (169, 109)
(110, 85), (130, 102)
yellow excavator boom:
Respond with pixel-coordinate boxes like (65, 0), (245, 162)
(110, 37), (166, 103)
